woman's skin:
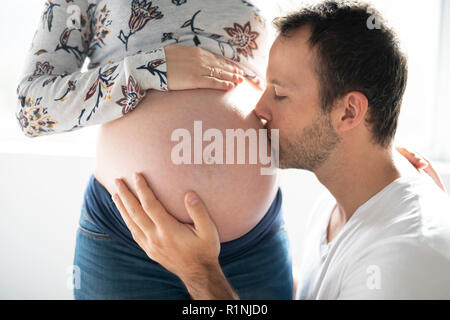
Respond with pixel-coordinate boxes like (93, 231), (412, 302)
(111, 147), (446, 299)
(94, 45), (278, 242)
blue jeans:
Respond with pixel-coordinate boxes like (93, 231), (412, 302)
(73, 189), (293, 299)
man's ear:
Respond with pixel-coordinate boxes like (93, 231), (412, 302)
(334, 91), (368, 134)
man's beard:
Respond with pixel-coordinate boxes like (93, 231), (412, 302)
(279, 112), (340, 171)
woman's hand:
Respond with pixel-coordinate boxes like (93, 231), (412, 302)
(396, 146), (447, 192)
(111, 172), (221, 282)
(164, 44), (246, 91)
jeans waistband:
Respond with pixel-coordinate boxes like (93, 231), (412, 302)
(83, 174), (284, 262)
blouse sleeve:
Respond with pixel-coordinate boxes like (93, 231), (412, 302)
(16, 0), (168, 138)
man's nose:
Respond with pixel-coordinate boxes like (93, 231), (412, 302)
(254, 93), (272, 125)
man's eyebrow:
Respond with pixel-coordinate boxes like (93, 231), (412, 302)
(267, 78), (291, 89)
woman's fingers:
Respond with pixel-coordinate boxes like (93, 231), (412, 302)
(202, 65), (244, 85)
(396, 146), (427, 170)
(417, 155), (448, 193)
(113, 178), (155, 233)
(207, 54), (264, 91)
(215, 58), (244, 76)
(200, 76), (237, 90)
(203, 51), (245, 85)
(422, 165), (447, 192)
(216, 69), (245, 84)
(203, 48), (243, 74)
(396, 146), (447, 192)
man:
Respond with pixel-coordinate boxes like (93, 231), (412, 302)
(112, 1), (450, 299)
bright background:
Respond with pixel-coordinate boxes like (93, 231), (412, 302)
(0, 0), (449, 299)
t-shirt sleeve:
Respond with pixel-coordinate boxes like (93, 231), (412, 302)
(15, 0), (168, 138)
(337, 239), (450, 299)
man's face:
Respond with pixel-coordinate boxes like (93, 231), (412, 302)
(254, 26), (340, 171)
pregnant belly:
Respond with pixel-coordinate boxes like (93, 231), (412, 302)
(94, 80), (279, 242)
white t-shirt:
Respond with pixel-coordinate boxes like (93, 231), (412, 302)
(296, 174), (450, 299)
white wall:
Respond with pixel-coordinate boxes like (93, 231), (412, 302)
(0, 153), (95, 299)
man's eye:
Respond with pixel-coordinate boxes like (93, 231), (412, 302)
(274, 94), (287, 101)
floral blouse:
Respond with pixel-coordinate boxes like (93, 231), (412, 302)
(16, 0), (269, 137)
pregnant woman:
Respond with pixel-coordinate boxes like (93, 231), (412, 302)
(16, 0), (292, 299)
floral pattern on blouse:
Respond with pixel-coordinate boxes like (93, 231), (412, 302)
(118, 0), (164, 51)
(28, 61), (55, 81)
(87, 4), (112, 56)
(116, 75), (146, 115)
(41, 1), (60, 32)
(17, 95), (57, 137)
(224, 22), (259, 59)
(16, 0), (267, 138)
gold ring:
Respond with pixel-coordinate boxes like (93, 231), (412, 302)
(209, 66), (215, 77)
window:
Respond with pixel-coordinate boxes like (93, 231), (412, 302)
(369, 0), (447, 162)
(434, 0), (450, 161)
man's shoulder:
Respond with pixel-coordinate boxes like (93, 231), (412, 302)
(328, 175), (450, 299)
(353, 177), (450, 266)
(394, 175), (450, 240)
(361, 174), (450, 239)
(394, 173), (450, 208)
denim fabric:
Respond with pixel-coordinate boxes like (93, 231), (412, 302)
(73, 177), (293, 299)
(83, 174), (285, 262)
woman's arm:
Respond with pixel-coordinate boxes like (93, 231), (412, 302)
(16, 0), (245, 138)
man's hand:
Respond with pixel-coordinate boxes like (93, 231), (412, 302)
(111, 172), (239, 299)
(396, 146), (447, 193)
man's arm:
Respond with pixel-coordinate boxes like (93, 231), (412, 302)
(180, 263), (239, 300)
(111, 172), (240, 300)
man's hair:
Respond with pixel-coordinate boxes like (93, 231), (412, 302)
(273, 0), (408, 148)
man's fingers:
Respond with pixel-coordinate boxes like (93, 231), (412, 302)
(133, 172), (177, 227)
(184, 191), (219, 238)
(114, 178), (155, 232)
(112, 193), (147, 243)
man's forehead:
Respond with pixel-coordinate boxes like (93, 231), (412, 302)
(266, 76), (295, 90)
(267, 30), (314, 89)
(266, 46), (294, 88)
